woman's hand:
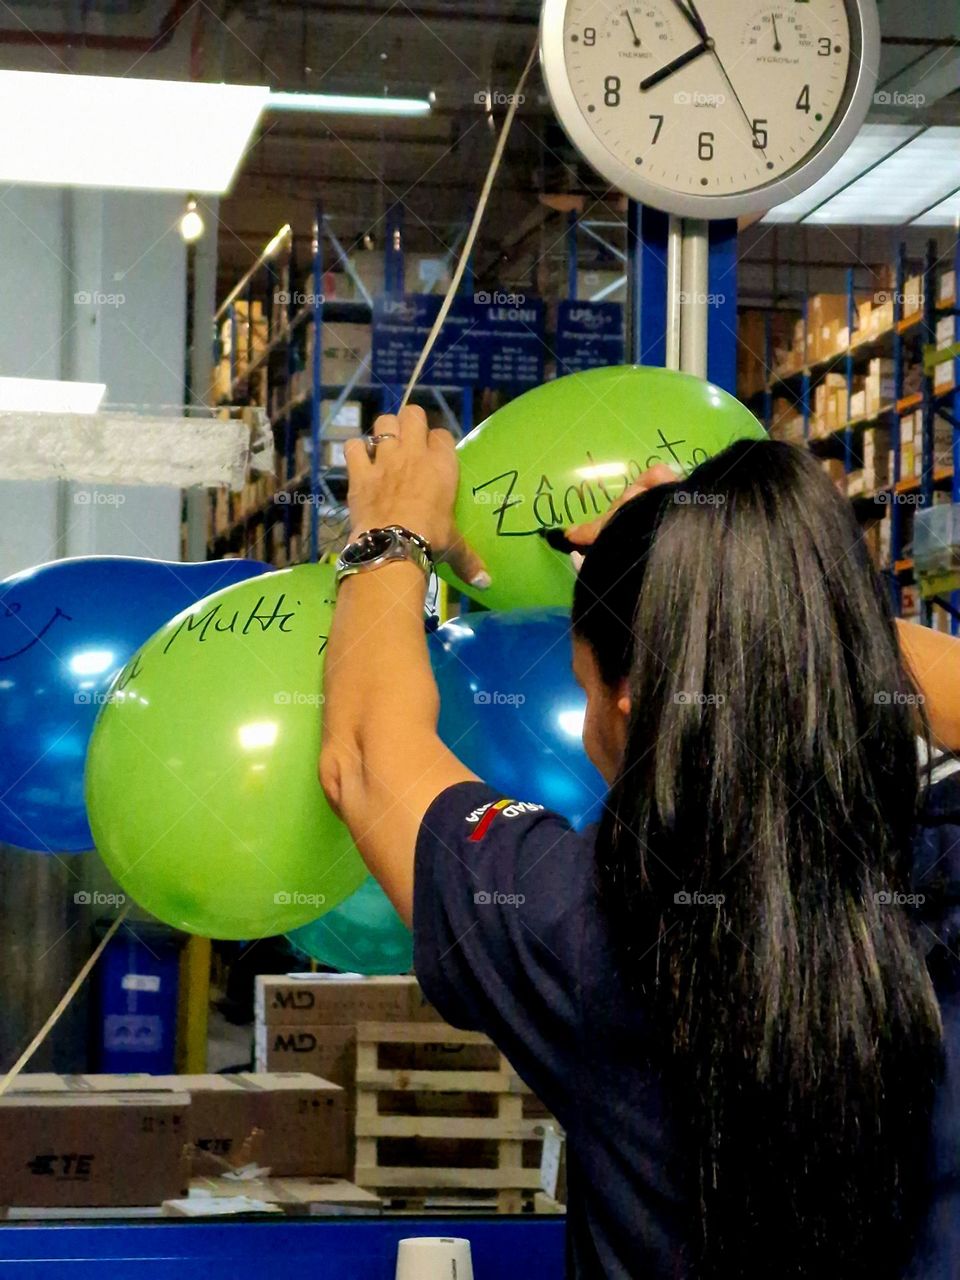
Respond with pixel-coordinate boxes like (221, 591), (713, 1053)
(343, 405), (489, 589)
(564, 462), (678, 549)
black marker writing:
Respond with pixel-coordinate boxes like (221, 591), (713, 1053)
(474, 433), (702, 538)
(163, 593), (298, 655)
(0, 605), (73, 662)
(113, 653), (143, 691)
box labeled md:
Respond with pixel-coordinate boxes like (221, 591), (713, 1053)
(255, 974), (438, 1028)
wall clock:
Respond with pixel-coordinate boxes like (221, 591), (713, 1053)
(540, 0), (881, 218)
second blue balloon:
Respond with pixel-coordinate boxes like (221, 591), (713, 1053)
(429, 608), (605, 830)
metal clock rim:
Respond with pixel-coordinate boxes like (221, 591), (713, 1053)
(539, 0), (881, 220)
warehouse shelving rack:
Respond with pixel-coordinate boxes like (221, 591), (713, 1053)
(210, 205), (473, 566)
(751, 230), (960, 633)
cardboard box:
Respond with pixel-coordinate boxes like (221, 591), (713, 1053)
(0, 1092), (190, 1207)
(902, 275), (924, 318)
(256, 1023), (356, 1086)
(939, 269), (957, 305)
(873, 299), (894, 333)
(230, 1072), (347, 1177)
(935, 359), (956, 393)
(255, 975), (438, 1028)
(11, 1072), (348, 1180)
(321, 400), (363, 439)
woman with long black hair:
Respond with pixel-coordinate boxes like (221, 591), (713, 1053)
(320, 407), (960, 1278)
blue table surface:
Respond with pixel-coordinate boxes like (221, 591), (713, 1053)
(0, 1217), (566, 1278)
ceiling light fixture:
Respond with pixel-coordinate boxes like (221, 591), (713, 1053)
(179, 198), (205, 243)
(0, 71), (268, 193)
(763, 123), (960, 226)
(268, 91), (432, 118)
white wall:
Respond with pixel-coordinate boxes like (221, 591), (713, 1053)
(0, 186), (186, 577)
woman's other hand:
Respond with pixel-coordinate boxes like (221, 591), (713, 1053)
(564, 463), (678, 550)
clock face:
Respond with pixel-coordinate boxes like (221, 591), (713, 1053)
(541, 0), (878, 217)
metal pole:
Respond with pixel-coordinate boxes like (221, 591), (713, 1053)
(665, 215), (683, 371)
(679, 218), (709, 378)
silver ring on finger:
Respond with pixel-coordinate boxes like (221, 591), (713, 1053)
(366, 432), (399, 459)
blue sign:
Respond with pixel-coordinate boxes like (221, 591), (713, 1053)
(372, 292), (545, 389)
(556, 300), (624, 374)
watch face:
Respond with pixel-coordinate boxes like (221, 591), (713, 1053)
(543, 0), (876, 217)
(342, 529), (394, 566)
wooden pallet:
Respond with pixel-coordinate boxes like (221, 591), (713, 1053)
(353, 1021), (548, 1213)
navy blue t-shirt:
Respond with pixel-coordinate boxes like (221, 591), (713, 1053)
(414, 776), (960, 1280)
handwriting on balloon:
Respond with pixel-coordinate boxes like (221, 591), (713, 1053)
(162, 593), (300, 655)
(112, 594), (330, 690)
(0, 604), (73, 662)
(471, 434), (708, 537)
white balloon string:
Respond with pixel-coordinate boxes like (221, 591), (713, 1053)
(0, 906), (130, 1098)
(400, 38), (540, 410)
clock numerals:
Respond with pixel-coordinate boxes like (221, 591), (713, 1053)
(550, 0), (863, 214)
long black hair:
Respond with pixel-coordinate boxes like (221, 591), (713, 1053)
(572, 439), (943, 1279)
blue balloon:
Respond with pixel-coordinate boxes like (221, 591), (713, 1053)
(287, 876), (413, 976)
(0, 556), (271, 853)
(430, 608), (605, 829)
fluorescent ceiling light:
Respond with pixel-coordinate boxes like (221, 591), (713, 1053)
(911, 190), (960, 228)
(806, 127), (960, 225)
(0, 377), (106, 414)
(0, 71), (268, 193)
(763, 124), (922, 224)
(269, 91), (432, 117)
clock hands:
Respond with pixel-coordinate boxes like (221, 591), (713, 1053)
(640, 40), (710, 92)
(663, 0), (771, 162)
(623, 10), (641, 47)
(671, 0), (708, 43)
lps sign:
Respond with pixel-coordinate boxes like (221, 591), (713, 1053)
(556, 300), (624, 375)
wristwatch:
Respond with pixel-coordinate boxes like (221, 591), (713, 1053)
(335, 525), (433, 583)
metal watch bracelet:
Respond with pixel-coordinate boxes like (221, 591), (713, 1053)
(335, 525), (433, 584)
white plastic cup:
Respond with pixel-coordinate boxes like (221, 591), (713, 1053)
(394, 1236), (474, 1280)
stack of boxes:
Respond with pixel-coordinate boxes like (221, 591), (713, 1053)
(863, 357), (895, 417)
(811, 372), (849, 437)
(306, 323), (372, 390)
(934, 310), (957, 397)
(0, 1071), (348, 1208)
(807, 293), (849, 364)
(736, 311), (797, 397)
(768, 397), (804, 445)
(254, 974), (551, 1185)
(899, 412), (954, 483)
(863, 425), (891, 493)
(211, 301), (269, 405)
(254, 976), (442, 1123)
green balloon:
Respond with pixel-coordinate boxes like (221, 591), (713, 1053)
(85, 564), (366, 939)
(288, 876), (413, 976)
(439, 365), (766, 611)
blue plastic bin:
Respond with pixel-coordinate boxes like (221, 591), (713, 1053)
(93, 922), (183, 1074)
